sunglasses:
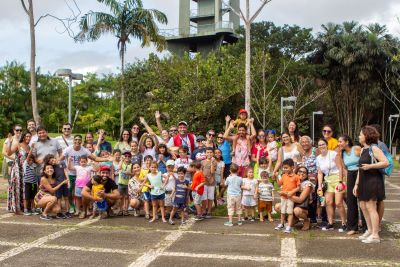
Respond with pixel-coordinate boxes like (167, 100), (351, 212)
(15, 129), (23, 132)
(208, 133), (215, 136)
(63, 128), (71, 131)
(323, 130), (332, 133)
(217, 136), (224, 139)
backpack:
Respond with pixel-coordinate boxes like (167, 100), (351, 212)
(368, 144), (394, 176)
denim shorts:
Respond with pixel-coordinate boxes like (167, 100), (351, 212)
(75, 187), (83, 197)
(142, 192), (151, 201)
(118, 184), (128, 196)
(192, 191), (203, 205)
(151, 193), (165, 201)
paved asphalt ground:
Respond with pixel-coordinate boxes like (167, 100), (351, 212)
(0, 173), (399, 267)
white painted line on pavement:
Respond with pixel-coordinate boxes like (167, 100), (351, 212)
(128, 218), (195, 267)
(383, 208), (400, 211)
(386, 181), (400, 189)
(161, 251), (281, 263)
(280, 238), (296, 267)
(299, 257), (396, 266)
(0, 218), (99, 262)
(0, 214), (14, 220)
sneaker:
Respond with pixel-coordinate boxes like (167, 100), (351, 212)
(69, 207), (75, 214)
(133, 209), (140, 217)
(23, 210), (32, 216)
(358, 231), (371, 240)
(128, 206), (134, 211)
(169, 220), (175, 225)
(32, 209), (41, 215)
(322, 224), (334, 231)
(338, 224), (347, 233)
(250, 217), (255, 222)
(237, 221), (243, 226)
(40, 214), (51, 221)
(275, 224), (285, 230)
(64, 212), (73, 219)
(224, 221), (234, 227)
(181, 220), (187, 225)
(205, 214), (212, 219)
(194, 215), (204, 221)
(243, 217), (248, 221)
(56, 213), (67, 219)
(362, 235), (380, 244)
(284, 226), (293, 233)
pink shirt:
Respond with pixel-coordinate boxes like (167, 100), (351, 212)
(232, 137), (250, 167)
(74, 165), (93, 188)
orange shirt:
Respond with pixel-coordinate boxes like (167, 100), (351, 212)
(191, 170), (205, 195)
(279, 173), (300, 198)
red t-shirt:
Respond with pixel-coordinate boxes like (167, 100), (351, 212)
(191, 171), (205, 195)
(251, 143), (268, 159)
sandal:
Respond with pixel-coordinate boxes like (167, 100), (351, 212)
(145, 214), (150, 220)
(117, 211), (123, 216)
(123, 210), (129, 216)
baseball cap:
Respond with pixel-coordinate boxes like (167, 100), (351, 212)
(122, 151), (132, 157)
(196, 135), (205, 141)
(239, 109), (248, 114)
(166, 159), (175, 166)
(178, 121), (188, 126)
(100, 165), (111, 172)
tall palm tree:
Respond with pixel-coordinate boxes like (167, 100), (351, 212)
(75, 0), (167, 133)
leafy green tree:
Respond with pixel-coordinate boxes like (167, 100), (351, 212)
(75, 0), (168, 134)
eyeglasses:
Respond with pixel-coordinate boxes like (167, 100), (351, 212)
(63, 128), (71, 131)
(15, 129), (23, 132)
(323, 130), (332, 133)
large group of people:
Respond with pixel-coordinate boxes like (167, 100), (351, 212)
(3, 109), (391, 244)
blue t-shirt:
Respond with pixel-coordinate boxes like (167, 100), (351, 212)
(174, 179), (190, 204)
(217, 140), (232, 165)
(156, 154), (170, 174)
(225, 175), (242, 196)
(94, 140), (112, 153)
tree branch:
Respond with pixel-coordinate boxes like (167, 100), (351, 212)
(20, 0), (29, 15)
(250, 0), (272, 23)
(222, 0), (248, 22)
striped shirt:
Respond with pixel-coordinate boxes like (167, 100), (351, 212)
(23, 161), (38, 184)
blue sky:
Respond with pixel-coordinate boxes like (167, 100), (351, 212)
(1, 0), (399, 75)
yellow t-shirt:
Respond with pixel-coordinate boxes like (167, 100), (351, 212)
(92, 184), (104, 200)
(327, 138), (338, 151)
(235, 118), (248, 128)
(140, 169), (150, 193)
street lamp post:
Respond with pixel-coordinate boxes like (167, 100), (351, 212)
(280, 96), (297, 133)
(312, 111), (323, 144)
(56, 69), (83, 124)
(389, 114), (399, 154)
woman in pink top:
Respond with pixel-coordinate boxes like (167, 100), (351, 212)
(224, 119), (256, 177)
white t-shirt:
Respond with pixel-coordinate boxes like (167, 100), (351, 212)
(29, 134), (38, 147)
(316, 150), (339, 176)
(55, 135), (74, 151)
(242, 178), (257, 196)
(64, 146), (91, 175)
(167, 134), (197, 155)
(163, 172), (177, 192)
(267, 141), (278, 161)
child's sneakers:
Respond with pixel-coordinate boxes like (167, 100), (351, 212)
(338, 224), (347, 233)
(23, 210), (32, 216)
(284, 226), (293, 234)
(237, 221), (243, 226)
(169, 219), (175, 225)
(224, 221), (234, 227)
(275, 223), (285, 230)
(250, 217), (255, 222)
(322, 224), (334, 231)
(194, 215), (204, 221)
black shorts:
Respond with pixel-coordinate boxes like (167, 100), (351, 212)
(223, 163), (231, 181)
(55, 183), (69, 199)
(24, 183), (38, 200)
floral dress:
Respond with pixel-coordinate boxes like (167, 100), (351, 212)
(7, 147), (29, 213)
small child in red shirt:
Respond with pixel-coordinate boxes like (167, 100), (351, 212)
(275, 158), (300, 233)
(190, 160), (205, 221)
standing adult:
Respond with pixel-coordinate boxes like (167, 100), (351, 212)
(216, 131), (231, 183)
(62, 134), (111, 213)
(300, 135), (319, 223)
(84, 132), (95, 145)
(370, 124), (389, 227)
(131, 124), (140, 143)
(114, 129), (132, 154)
(322, 125), (338, 151)
(5, 131), (32, 213)
(27, 119), (38, 145)
(316, 138), (346, 232)
(287, 121), (301, 143)
(251, 129), (269, 165)
(191, 135), (207, 161)
(205, 129), (216, 149)
(30, 126), (63, 169)
(354, 126), (388, 243)
(2, 125), (23, 178)
(93, 129), (112, 153)
(55, 122), (74, 150)
(339, 134), (361, 235)
(272, 132), (303, 179)
(139, 116), (170, 145)
(167, 121), (197, 157)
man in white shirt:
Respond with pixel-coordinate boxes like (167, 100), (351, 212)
(55, 122), (74, 150)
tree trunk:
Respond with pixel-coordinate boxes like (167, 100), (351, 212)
(28, 0), (41, 126)
(120, 51), (125, 135)
(245, 20), (251, 115)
